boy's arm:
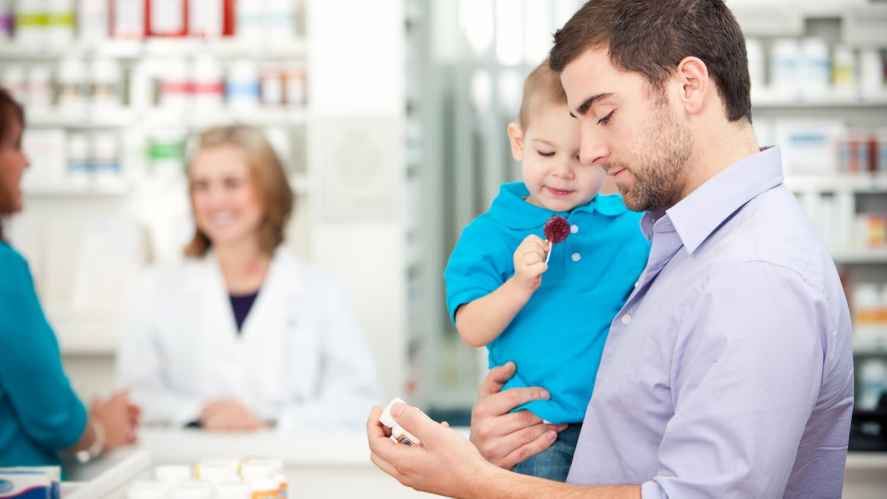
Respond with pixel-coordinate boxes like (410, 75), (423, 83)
(456, 235), (548, 347)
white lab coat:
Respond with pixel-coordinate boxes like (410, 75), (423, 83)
(116, 250), (380, 431)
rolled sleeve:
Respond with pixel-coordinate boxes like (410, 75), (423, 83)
(443, 221), (510, 323)
(645, 262), (825, 499)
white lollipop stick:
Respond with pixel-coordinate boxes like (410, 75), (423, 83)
(544, 240), (552, 265)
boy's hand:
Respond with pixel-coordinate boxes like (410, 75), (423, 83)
(512, 235), (548, 291)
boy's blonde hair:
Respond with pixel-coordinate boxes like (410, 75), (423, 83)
(518, 58), (568, 129)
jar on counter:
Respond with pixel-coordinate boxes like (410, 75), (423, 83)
(91, 59), (123, 110)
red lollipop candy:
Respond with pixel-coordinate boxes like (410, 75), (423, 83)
(544, 216), (570, 244)
(543, 216), (570, 264)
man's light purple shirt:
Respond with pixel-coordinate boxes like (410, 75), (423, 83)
(567, 148), (854, 498)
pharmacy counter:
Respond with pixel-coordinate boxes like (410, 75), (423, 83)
(104, 428), (438, 498)
(65, 429), (887, 498)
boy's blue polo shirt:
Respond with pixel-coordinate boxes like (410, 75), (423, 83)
(444, 182), (650, 423)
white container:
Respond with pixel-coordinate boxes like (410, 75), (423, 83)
(832, 46), (858, 99)
(158, 58), (191, 108)
(66, 132), (91, 185)
(110, 0), (145, 39)
(78, 0), (108, 42)
(0, 0), (14, 41)
(745, 38), (765, 97)
(27, 65), (53, 111)
(191, 56), (224, 108)
(91, 131), (120, 181)
(56, 58), (88, 112)
(860, 49), (885, 99)
(215, 481), (251, 499)
(236, 0), (266, 41)
(127, 481), (169, 499)
(91, 59), (123, 110)
(14, 0), (46, 46)
(770, 39), (801, 100)
(195, 459), (240, 483)
(227, 60), (260, 109)
(21, 128), (67, 190)
(170, 481), (213, 499)
(799, 38), (830, 99)
(1, 65), (27, 103)
(267, 0), (295, 41)
(155, 465), (192, 485)
(149, 0), (186, 37)
(146, 128), (187, 177)
(284, 67), (306, 108)
(858, 358), (887, 410)
(776, 121), (846, 176)
(45, 0), (75, 47)
(189, 0), (224, 38)
(241, 459), (286, 498)
(261, 65), (284, 107)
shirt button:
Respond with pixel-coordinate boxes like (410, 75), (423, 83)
(570, 224), (579, 234)
(571, 252), (582, 262)
(621, 314), (632, 325)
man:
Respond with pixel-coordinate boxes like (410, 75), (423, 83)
(367, 1), (854, 498)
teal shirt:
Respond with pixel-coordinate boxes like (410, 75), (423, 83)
(444, 182), (650, 423)
(0, 241), (87, 467)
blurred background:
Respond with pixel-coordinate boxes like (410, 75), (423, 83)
(0, 0), (886, 454)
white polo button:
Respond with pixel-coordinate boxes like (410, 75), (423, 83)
(571, 252), (582, 262)
(621, 314), (632, 325)
(570, 224), (579, 234)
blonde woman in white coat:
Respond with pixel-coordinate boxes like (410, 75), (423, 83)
(117, 125), (379, 432)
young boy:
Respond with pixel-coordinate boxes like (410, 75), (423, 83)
(444, 60), (650, 481)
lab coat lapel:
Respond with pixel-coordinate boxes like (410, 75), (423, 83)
(200, 252), (245, 399)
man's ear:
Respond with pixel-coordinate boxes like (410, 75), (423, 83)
(675, 56), (709, 116)
(506, 122), (525, 161)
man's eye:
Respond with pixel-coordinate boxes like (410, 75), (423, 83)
(538, 150), (555, 157)
(597, 110), (615, 126)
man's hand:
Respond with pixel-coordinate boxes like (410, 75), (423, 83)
(200, 399), (267, 432)
(367, 403), (496, 499)
(470, 362), (565, 468)
(512, 235), (548, 292)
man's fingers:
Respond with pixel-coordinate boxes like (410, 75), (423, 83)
(370, 452), (402, 481)
(391, 403), (438, 443)
(498, 429), (558, 469)
(474, 386), (549, 418)
(478, 362), (516, 397)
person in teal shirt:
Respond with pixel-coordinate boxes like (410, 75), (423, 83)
(444, 61), (649, 482)
(0, 87), (138, 468)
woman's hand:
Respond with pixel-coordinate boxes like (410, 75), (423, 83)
(200, 399), (267, 432)
(91, 391), (139, 450)
(469, 362), (566, 469)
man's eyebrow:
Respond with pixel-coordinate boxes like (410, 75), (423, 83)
(570, 93), (614, 118)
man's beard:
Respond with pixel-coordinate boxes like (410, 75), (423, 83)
(618, 100), (693, 212)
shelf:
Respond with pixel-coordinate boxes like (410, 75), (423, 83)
(28, 108), (137, 128)
(831, 248), (887, 263)
(0, 38), (307, 60)
(25, 108), (307, 129)
(142, 108), (308, 128)
(23, 183), (131, 197)
(753, 94), (887, 109)
(785, 175), (887, 193)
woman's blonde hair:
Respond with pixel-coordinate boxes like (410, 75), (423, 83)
(183, 125), (294, 258)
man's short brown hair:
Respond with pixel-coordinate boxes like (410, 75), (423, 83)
(549, 0), (751, 123)
(517, 58), (567, 129)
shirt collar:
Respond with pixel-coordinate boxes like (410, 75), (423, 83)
(489, 181), (628, 230)
(641, 147), (784, 254)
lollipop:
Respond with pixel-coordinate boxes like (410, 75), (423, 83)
(544, 215), (570, 264)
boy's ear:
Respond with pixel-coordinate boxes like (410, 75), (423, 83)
(506, 122), (525, 161)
